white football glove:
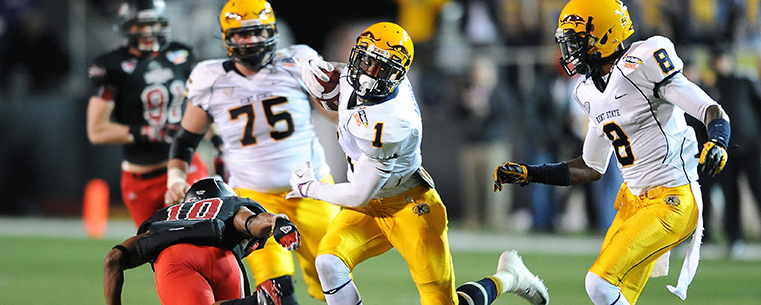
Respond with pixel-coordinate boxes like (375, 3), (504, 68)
(297, 55), (336, 98)
(286, 162), (317, 199)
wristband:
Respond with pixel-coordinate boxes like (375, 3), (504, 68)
(244, 214), (257, 237)
(526, 162), (571, 186)
(112, 244), (130, 268)
(128, 125), (146, 143)
(166, 168), (187, 188)
(706, 118), (730, 149)
(210, 134), (224, 150)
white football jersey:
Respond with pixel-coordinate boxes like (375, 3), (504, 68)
(574, 36), (717, 195)
(335, 74), (424, 198)
(186, 45), (330, 192)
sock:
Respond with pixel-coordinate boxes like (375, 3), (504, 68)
(490, 271), (515, 294)
(456, 278), (499, 305)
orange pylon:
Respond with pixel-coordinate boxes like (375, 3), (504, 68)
(83, 178), (109, 239)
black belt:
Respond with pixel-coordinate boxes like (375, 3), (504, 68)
(130, 167), (168, 179)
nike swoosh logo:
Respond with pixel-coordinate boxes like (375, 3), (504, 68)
(615, 93), (627, 99)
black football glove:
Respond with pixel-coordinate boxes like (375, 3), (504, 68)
(272, 215), (301, 251)
(494, 161), (530, 191)
(698, 140), (727, 176)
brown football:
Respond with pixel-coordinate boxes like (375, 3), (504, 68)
(316, 69), (340, 111)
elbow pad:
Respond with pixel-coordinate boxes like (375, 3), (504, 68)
(169, 127), (204, 164)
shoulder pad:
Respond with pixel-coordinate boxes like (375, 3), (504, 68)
(186, 59), (228, 109)
(619, 36), (683, 83)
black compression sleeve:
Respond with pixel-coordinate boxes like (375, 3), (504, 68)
(526, 162), (572, 186)
(169, 127), (204, 164)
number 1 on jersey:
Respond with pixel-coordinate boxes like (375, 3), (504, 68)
(372, 123), (384, 148)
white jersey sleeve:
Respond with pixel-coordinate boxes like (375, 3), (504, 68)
(186, 59), (228, 111)
(581, 120), (614, 174)
(633, 36), (684, 84)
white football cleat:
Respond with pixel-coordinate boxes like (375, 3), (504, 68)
(497, 250), (549, 305)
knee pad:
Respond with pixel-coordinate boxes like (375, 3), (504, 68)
(315, 254), (351, 290)
(585, 272), (629, 305)
(256, 275), (297, 305)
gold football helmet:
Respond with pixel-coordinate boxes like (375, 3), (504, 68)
(219, 0), (278, 70)
(347, 22), (414, 99)
(556, 0), (634, 76)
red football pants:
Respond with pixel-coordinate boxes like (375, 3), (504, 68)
(154, 244), (245, 305)
(121, 153), (208, 227)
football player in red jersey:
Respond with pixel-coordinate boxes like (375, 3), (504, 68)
(86, 0), (209, 227)
(104, 177), (302, 305)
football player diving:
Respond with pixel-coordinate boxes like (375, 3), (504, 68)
(493, 0), (731, 304)
(104, 177), (302, 305)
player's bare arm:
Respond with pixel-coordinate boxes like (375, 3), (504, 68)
(103, 232), (149, 305)
(234, 206), (277, 239)
(703, 104), (729, 125)
(87, 96), (132, 144)
(567, 157), (604, 184)
(165, 102), (211, 205)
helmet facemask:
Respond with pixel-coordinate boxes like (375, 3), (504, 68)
(117, 0), (170, 58)
(556, 20), (599, 76)
(347, 43), (407, 100)
(224, 24), (278, 70)
(124, 20), (170, 57)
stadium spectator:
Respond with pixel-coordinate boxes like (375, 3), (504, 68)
(163, 0), (340, 303)
(706, 44), (761, 258)
(456, 54), (515, 231)
(289, 21), (549, 305)
(103, 177), (301, 305)
(86, 0), (209, 228)
(494, 0), (730, 303)
(0, 0), (69, 98)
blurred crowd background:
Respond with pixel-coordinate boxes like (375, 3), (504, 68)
(1, 0), (760, 251)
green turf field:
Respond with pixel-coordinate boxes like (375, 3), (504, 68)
(2, 235), (760, 304)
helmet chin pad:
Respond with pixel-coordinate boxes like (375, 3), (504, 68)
(356, 74), (379, 97)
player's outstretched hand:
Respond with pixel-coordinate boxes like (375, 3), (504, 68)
(698, 140), (727, 176)
(286, 162), (317, 199)
(272, 214), (301, 251)
(494, 161), (530, 191)
(297, 55), (335, 98)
